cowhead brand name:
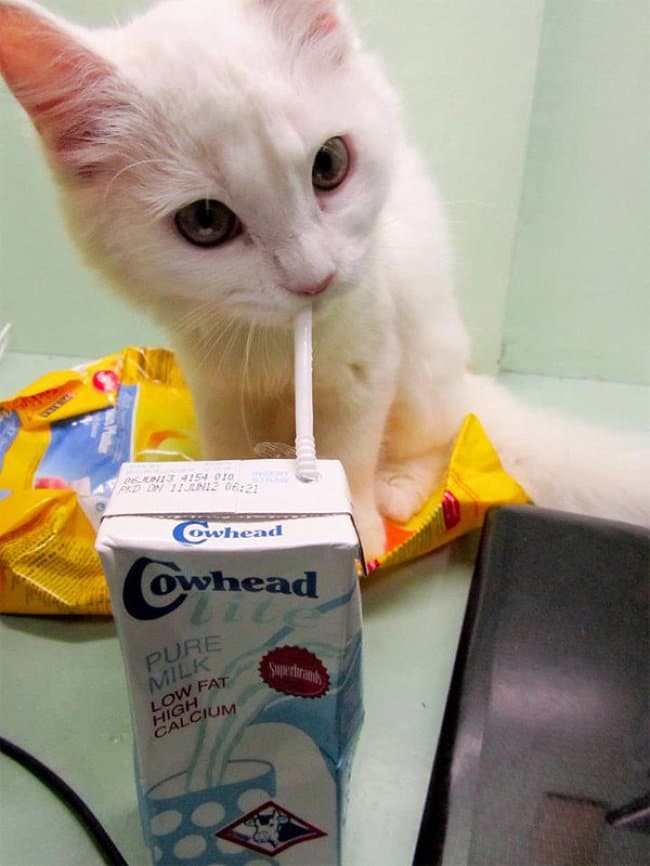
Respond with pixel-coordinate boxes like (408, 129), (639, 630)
(123, 557), (318, 620)
(173, 520), (283, 545)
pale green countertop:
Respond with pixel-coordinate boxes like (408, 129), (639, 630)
(0, 352), (648, 866)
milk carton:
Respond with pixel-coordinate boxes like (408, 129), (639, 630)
(96, 458), (364, 866)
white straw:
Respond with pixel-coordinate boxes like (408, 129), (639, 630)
(293, 304), (319, 481)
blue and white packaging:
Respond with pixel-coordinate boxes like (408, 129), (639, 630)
(96, 458), (364, 866)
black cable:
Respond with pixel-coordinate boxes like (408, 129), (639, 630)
(0, 735), (128, 866)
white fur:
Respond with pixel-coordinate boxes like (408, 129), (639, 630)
(1, 0), (648, 557)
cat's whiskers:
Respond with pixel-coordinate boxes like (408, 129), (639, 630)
(242, 323), (257, 391)
(261, 326), (274, 382)
(102, 158), (176, 207)
(239, 322), (259, 453)
(175, 302), (241, 374)
(200, 318), (239, 373)
(174, 302), (213, 347)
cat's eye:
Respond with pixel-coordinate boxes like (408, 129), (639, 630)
(174, 199), (240, 247)
(312, 137), (350, 191)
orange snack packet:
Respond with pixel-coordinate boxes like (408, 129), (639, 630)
(370, 414), (529, 572)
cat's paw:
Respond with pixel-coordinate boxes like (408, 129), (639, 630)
(352, 505), (386, 564)
(376, 453), (446, 524)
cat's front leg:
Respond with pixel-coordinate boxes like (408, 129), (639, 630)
(314, 377), (395, 562)
(376, 375), (469, 523)
(190, 385), (260, 460)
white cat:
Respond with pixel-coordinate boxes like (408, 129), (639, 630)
(1, 0), (647, 557)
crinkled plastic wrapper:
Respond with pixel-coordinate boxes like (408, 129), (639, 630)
(0, 348), (199, 614)
(0, 348), (528, 614)
(371, 415), (530, 572)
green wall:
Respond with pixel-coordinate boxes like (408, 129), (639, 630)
(502, 0), (650, 384)
(1, 1), (647, 385)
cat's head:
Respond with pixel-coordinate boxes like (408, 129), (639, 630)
(0, 0), (401, 328)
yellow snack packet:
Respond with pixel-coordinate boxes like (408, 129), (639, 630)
(369, 413), (530, 573)
(0, 348), (528, 614)
(0, 348), (199, 614)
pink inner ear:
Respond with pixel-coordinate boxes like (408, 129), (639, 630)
(0, 5), (117, 170)
(307, 11), (339, 40)
(258, 0), (343, 45)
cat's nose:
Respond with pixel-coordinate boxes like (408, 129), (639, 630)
(293, 271), (335, 296)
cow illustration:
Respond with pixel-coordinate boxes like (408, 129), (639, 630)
(218, 799), (325, 856)
(245, 806), (289, 848)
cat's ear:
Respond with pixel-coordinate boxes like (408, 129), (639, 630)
(0, 1), (128, 181)
(258, 0), (357, 64)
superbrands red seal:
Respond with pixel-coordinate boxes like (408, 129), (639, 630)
(441, 489), (461, 529)
(259, 646), (330, 699)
